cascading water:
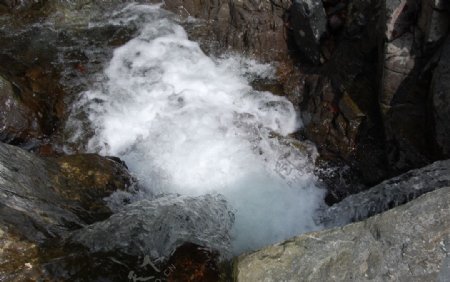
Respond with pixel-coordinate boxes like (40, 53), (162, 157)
(67, 3), (325, 255)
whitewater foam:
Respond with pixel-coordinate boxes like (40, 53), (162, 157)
(68, 4), (325, 254)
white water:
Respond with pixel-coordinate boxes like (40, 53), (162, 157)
(68, 4), (325, 254)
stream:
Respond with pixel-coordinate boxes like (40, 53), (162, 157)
(4, 2), (326, 256)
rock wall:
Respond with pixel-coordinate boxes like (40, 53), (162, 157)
(234, 187), (450, 281)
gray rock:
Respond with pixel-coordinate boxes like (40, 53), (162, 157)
(234, 187), (450, 281)
(319, 159), (450, 227)
(432, 36), (450, 156)
(70, 194), (234, 259)
(290, 0), (327, 64)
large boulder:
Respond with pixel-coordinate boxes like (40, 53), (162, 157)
(0, 142), (134, 243)
(0, 142), (134, 279)
(70, 194), (233, 259)
(234, 186), (450, 281)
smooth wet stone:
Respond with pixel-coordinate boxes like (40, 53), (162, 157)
(70, 194), (234, 260)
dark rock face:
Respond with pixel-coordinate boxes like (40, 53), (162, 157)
(431, 36), (450, 156)
(379, 0), (449, 172)
(0, 71), (64, 148)
(290, 0), (327, 64)
(235, 187), (450, 281)
(295, 0), (387, 188)
(163, 0), (450, 191)
(163, 0), (292, 62)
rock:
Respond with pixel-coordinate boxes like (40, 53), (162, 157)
(290, 0), (327, 64)
(379, 0), (449, 172)
(0, 225), (43, 281)
(319, 159), (450, 227)
(0, 74), (48, 146)
(290, 0), (390, 187)
(0, 142), (134, 243)
(234, 187), (450, 281)
(70, 194), (234, 259)
(163, 0), (291, 62)
(431, 36), (450, 156)
(418, 0), (449, 44)
(0, 142), (135, 279)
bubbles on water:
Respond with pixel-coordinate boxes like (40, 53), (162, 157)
(67, 4), (325, 254)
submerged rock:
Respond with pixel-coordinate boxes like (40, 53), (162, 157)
(70, 194), (234, 260)
(235, 187), (450, 281)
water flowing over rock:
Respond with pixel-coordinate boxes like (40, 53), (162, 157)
(234, 187), (450, 281)
(319, 159), (450, 227)
(70, 194), (234, 259)
(65, 3), (324, 255)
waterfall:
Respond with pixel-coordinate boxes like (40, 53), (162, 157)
(67, 3), (325, 254)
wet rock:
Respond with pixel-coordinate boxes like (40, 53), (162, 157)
(0, 73), (56, 147)
(234, 186), (450, 281)
(0, 141), (134, 279)
(431, 36), (450, 156)
(320, 159), (450, 227)
(163, 0), (291, 62)
(0, 142), (134, 243)
(290, 0), (327, 64)
(70, 194), (234, 260)
(290, 0), (389, 187)
(166, 243), (221, 282)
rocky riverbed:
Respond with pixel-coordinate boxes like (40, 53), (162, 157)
(0, 0), (449, 281)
